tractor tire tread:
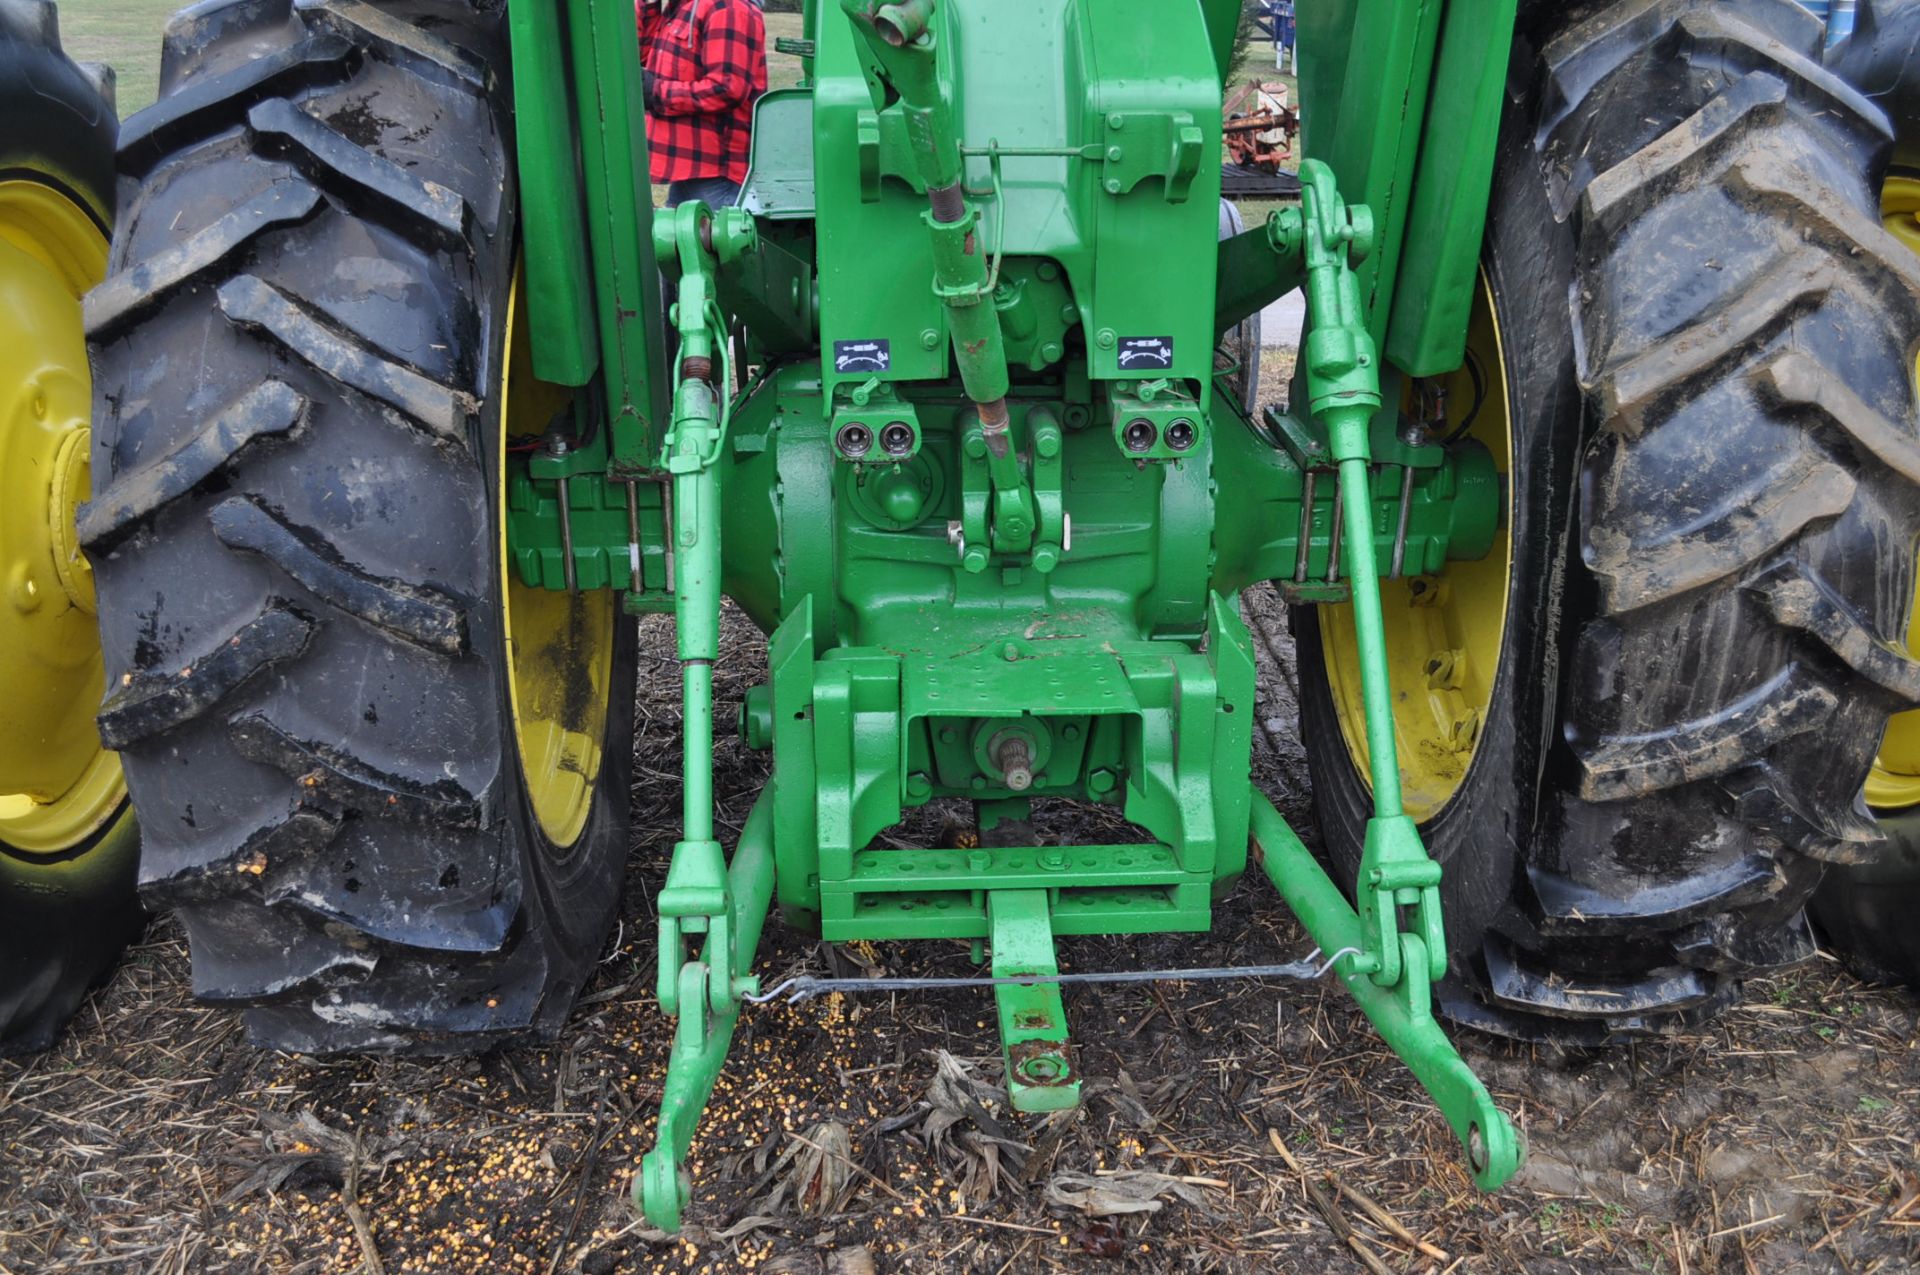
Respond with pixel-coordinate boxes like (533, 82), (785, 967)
(213, 274), (478, 440)
(76, 380), (311, 551)
(85, 175), (322, 336)
(1526, 0), (1919, 1025)
(96, 603), (317, 749)
(209, 495), (470, 654)
(245, 98), (474, 243)
(1295, 0), (1920, 1041)
(90, 0), (629, 1052)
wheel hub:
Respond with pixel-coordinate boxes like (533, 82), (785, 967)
(500, 266), (615, 849)
(1866, 174), (1920, 810)
(0, 180), (124, 852)
(1320, 270), (1513, 821)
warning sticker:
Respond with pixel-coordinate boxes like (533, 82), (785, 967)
(833, 339), (892, 374)
(1117, 336), (1174, 370)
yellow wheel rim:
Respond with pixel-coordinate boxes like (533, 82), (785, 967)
(0, 179), (125, 854)
(1320, 270), (1513, 822)
(500, 265), (616, 848)
(1866, 174), (1920, 810)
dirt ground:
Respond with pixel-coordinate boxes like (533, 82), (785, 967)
(6, 601), (1920, 1275)
(5, 357), (1920, 1275)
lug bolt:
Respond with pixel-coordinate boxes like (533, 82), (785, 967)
(1122, 419), (1156, 453)
(11, 570), (41, 614)
(1448, 709), (1482, 751)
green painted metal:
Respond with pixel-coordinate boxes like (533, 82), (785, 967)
(1199, 0), (1246, 82)
(505, 0), (673, 457)
(638, 205), (777, 1232)
(496, 0), (1528, 1228)
(990, 889), (1081, 1112)
(1251, 792), (1519, 1189)
(640, 790), (778, 1232)
(568, 0), (671, 472)
(1293, 0), (1519, 380)
(1293, 0), (1443, 352)
(506, 0), (598, 386)
(1385, 0), (1520, 376)
(1286, 159), (1457, 995)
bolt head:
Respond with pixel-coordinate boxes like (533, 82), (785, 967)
(10, 570), (42, 614)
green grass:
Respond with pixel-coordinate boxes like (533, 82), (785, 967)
(54, 0), (179, 118)
(54, 3), (806, 121)
(765, 11), (804, 91)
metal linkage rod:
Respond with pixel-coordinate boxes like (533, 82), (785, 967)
(745, 949), (1360, 1004)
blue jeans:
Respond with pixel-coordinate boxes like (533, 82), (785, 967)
(666, 176), (742, 209)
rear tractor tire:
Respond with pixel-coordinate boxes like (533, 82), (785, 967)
(1296, 0), (1920, 1040)
(1810, 0), (1920, 989)
(0, 0), (142, 1056)
(86, 0), (635, 1051)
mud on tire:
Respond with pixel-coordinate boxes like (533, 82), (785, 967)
(87, 0), (635, 1052)
(1298, 0), (1920, 1040)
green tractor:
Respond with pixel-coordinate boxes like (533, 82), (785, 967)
(46, 0), (1920, 1230)
(0, 0), (141, 1055)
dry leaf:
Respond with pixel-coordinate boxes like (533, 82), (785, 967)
(1044, 1169), (1217, 1217)
(826, 1244), (876, 1275)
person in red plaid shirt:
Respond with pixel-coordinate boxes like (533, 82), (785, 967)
(637, 0), (768, 208)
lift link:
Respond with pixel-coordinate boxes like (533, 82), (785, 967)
(639, 203), (779, 1232)
(841, 0), (1032, 552)
(1262, 160), (1518, 1187)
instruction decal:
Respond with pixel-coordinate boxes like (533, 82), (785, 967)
(1117, 336), (1174, 370)
(834, 339), (892, 374)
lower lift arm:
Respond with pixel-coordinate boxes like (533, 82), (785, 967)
(1258, 160), (1519, 1188)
